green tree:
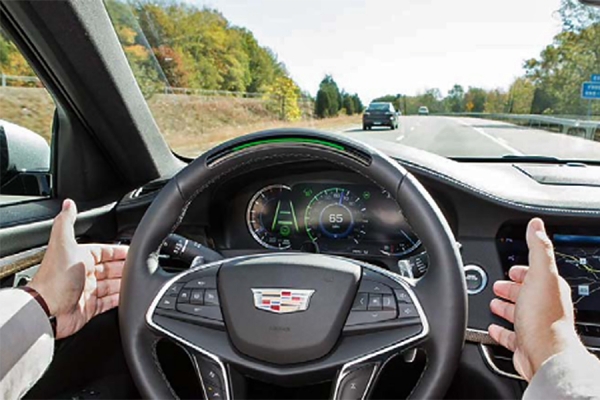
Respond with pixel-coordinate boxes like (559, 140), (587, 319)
(507, 77), (535, 114)
(464, 87), (487, 112)
(484, 89), (508, 113)
(352, 94), (364, 114)
(314, 75), (341, 118)
(342, 92), (355, 115)
(447, 84), (465, 112)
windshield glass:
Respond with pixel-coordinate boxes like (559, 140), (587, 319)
(104, 0), (600, 161)
(367, 104), (391, 111)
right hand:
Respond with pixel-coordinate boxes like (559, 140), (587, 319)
(488, 218), (584, 381)
(28, 199), (129, 339)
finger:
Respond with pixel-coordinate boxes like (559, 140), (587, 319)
(95, 278), (121, 298)
(488, 324), (517, 352)
(49, 199), (77, 245)
(95, 293), (120, 316)
(85, 244), (129, 264)
(95, 261), (125, 280)
(508, 265), (529, 284)
(493, 280), (521, 303)
(490, 298), (516, 323)
(526, 218), (558, 274)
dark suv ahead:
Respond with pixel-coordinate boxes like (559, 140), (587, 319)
(362, 102), (399, 130)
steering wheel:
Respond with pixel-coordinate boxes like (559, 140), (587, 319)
(119, 129), (466, 399)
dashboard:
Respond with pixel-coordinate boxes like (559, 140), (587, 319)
(118, 147), (600, 397)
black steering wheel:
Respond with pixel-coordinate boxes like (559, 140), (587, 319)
(119, 129), (466, 399)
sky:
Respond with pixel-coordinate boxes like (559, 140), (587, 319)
(186, 0), (563, 102)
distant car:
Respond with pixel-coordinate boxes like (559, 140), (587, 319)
(362, 102), (399, 130)
(418, 106), (429, 115)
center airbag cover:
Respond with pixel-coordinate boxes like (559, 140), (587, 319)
(219, 254), (361, 365)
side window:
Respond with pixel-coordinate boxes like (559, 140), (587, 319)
(0, 26), (54, 204)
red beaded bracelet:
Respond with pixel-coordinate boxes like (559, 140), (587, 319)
(18, 286), (57, 337)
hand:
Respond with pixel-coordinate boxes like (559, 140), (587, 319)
(27, 199), (129, 339)
(488, 218), (583, 381)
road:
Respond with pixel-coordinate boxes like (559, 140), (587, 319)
(339, 116), (600, 160)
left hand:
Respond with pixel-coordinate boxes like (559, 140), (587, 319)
(28, 199), (129, 339)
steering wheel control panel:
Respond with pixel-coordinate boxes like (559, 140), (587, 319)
(155, 266), (225, 329)
(344, 269), (419, 333)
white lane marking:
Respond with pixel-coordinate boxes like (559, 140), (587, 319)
(396, 135), (405, 141)
(454, 118), (523, 155)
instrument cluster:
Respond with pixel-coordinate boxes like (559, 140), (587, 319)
(245, 182), (425, 275)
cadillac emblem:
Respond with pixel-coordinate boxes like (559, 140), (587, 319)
(251, 288), (315, 314)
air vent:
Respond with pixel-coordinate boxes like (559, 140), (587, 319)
(130, 179), (168, 199)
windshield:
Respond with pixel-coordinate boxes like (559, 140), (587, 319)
(104, 0), (600, 161)
(367, 104), (392, 111)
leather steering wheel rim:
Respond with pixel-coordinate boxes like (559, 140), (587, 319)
(119, 128), (467, 399)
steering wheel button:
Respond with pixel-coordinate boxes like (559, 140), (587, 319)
(393, 289), (412, 304)
(398, 304), (418, 318)
(177, 304), (223, 321)
(185, 276), (217, 289)
(346, 310), (396, 326)
(205, 384), (223, 399)
(190, 290), (205, 305)
(178, 289), (191, 303)
(382, 294), (396, 311)
(157, 296), (176, 310)
(204, 289), (219, 306)
(337, 365), (375, 400)
(352, 293), (368, 311)
(359, 279), (392, 294)
(367, 294), (382, 310)
(199, 361), (224, 389)
(166, 283), (183, 296)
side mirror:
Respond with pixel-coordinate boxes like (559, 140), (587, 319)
(0, 121), (51, 197)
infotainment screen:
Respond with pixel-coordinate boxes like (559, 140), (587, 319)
(497, 225), (600, 327)
(553, 235), (600, 319)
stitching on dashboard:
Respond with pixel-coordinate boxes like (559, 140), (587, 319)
(400, 159), (600, 216)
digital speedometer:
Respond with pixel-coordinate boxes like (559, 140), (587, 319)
(246, 185), (300, 250)
(304, 187), (368, 246)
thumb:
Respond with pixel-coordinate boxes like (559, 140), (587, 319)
(526, 218), (558, 274)
(49, 199), (78, 244)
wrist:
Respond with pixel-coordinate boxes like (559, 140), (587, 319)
(18, 285), (57, 337)
(529, 320), (581, 375)
(26, 281), (58, 316)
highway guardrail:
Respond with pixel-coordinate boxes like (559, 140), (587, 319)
(440, 112), (600, 142)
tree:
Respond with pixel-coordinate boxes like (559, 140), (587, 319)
(484, 89), (508, 113)
(557, 0), (600, 33)
(464, 87), (487, 113)
(342, 92), (355, 115)
(264, 76), (301, 121)
(352, 94), (364, 114)
(314, 75), (341, 118)
(507, 77), (535, 114)
(447, 84), (465, 112)
(315, 88), (334, 118)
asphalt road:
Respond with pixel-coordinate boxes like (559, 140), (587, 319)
(341, 116), (600, 160)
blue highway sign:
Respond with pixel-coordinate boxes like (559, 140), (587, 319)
(582, 82), (600, 100)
